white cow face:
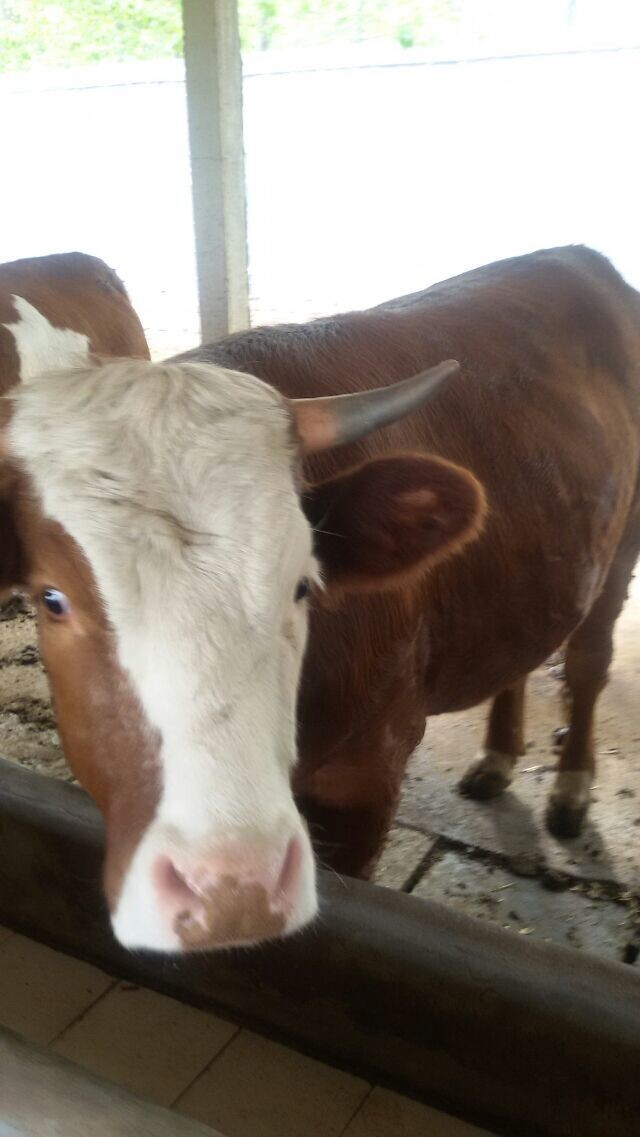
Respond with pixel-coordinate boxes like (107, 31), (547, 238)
(10, 361), (319, 950)
(4, 356), (482, 953)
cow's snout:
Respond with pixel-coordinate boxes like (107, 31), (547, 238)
(153, 835), (308, 948)
(111, 824), (318, 953)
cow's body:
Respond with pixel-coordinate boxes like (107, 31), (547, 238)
(176, 245), (640, 872)
(2, 245), (638, 948)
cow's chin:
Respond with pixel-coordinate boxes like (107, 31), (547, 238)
(109, 823), (319, 955)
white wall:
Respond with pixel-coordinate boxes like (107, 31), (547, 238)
(244, 48), (640, 323)
(1, 45), (638, 353)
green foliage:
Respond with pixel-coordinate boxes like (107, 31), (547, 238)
(0, 0), (463, 74)
(237, 0), (462, 53)
(0, 0), (183, 72)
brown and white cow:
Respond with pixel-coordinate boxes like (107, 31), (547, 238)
(2, 246), (639, 954)
(0, 250), (149, 642)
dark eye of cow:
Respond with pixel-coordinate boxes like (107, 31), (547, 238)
(294, 578), (310, 603)
(41, 588), (71, 618)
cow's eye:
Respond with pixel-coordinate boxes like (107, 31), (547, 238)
(294, 578), (310, 603)
(41, 588), (71, 618)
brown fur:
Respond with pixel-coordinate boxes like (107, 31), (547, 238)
(0, 252), (149, 372)
(175, 245), (640, 872)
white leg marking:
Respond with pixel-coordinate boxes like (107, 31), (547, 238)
(475, 749), (516, 779)
(460, 749), (514, 797)
(550, 770), (592, 810)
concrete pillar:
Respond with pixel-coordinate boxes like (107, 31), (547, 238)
(182, 0), (249, 343)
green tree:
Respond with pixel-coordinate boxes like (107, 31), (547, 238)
(0, 0), (463, 73)
(0, 0), (183, 72)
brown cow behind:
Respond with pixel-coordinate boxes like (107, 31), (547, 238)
(175, 245), (640, 875)
(0, 252), (149, 385)
(0, 251), (149, 599)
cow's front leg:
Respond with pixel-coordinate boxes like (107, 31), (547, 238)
(546, 630), (608, 837)
(458, 677), (527, 800)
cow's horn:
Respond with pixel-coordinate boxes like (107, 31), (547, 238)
(290, 359), (459, 456)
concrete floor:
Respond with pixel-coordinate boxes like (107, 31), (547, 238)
(373, 572), (640, 966)
(1, 573), (639, 967)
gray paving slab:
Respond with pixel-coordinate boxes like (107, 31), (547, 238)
(413, 851), (636, 963)
(398, 575), (640, 889)
(373, 826), (436, 890)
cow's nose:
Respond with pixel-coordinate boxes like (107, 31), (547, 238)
(151, 834), (307, 950)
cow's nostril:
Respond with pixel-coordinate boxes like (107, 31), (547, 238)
(153, 855), (209, 935)
(153, 855), (200, 904)
(275, 835), (303, 909)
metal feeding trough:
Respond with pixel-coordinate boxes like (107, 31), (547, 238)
(0, 756), (638, 1137)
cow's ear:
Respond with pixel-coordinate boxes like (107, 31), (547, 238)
(0, 466), (25, 599)
(303, 453), (486, 594)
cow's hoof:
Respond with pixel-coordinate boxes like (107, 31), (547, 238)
(546, 799), (587, 839)
(546, 771), (591, 838)
(458, 751), (513, 801)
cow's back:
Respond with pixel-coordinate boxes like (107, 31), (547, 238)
(176, 246), (640, 717)
(0, 252), (149, 394)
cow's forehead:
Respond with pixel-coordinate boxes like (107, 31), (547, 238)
(10, 359), (292, 473)
(10, 359), (310, 617)
(10, 359), (297, 517)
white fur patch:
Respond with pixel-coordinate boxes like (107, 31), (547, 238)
(475, 749), (515, 779)
(2, 295), (90, 381)
(551, 770), (592, 809)
(9, 359), (319, 949)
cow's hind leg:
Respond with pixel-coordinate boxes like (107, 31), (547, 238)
(458, 677), (526, 800)
(547, 534), (640, 838)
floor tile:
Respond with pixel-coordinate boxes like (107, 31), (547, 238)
(53, 981), (238, 1106)
(373, 826), (436, 890)
(412, 852), (633, 962)
(343, 1087), (498, 1137)
(176, 1029), (370, 1137)
(0, 934), (112, 1045)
